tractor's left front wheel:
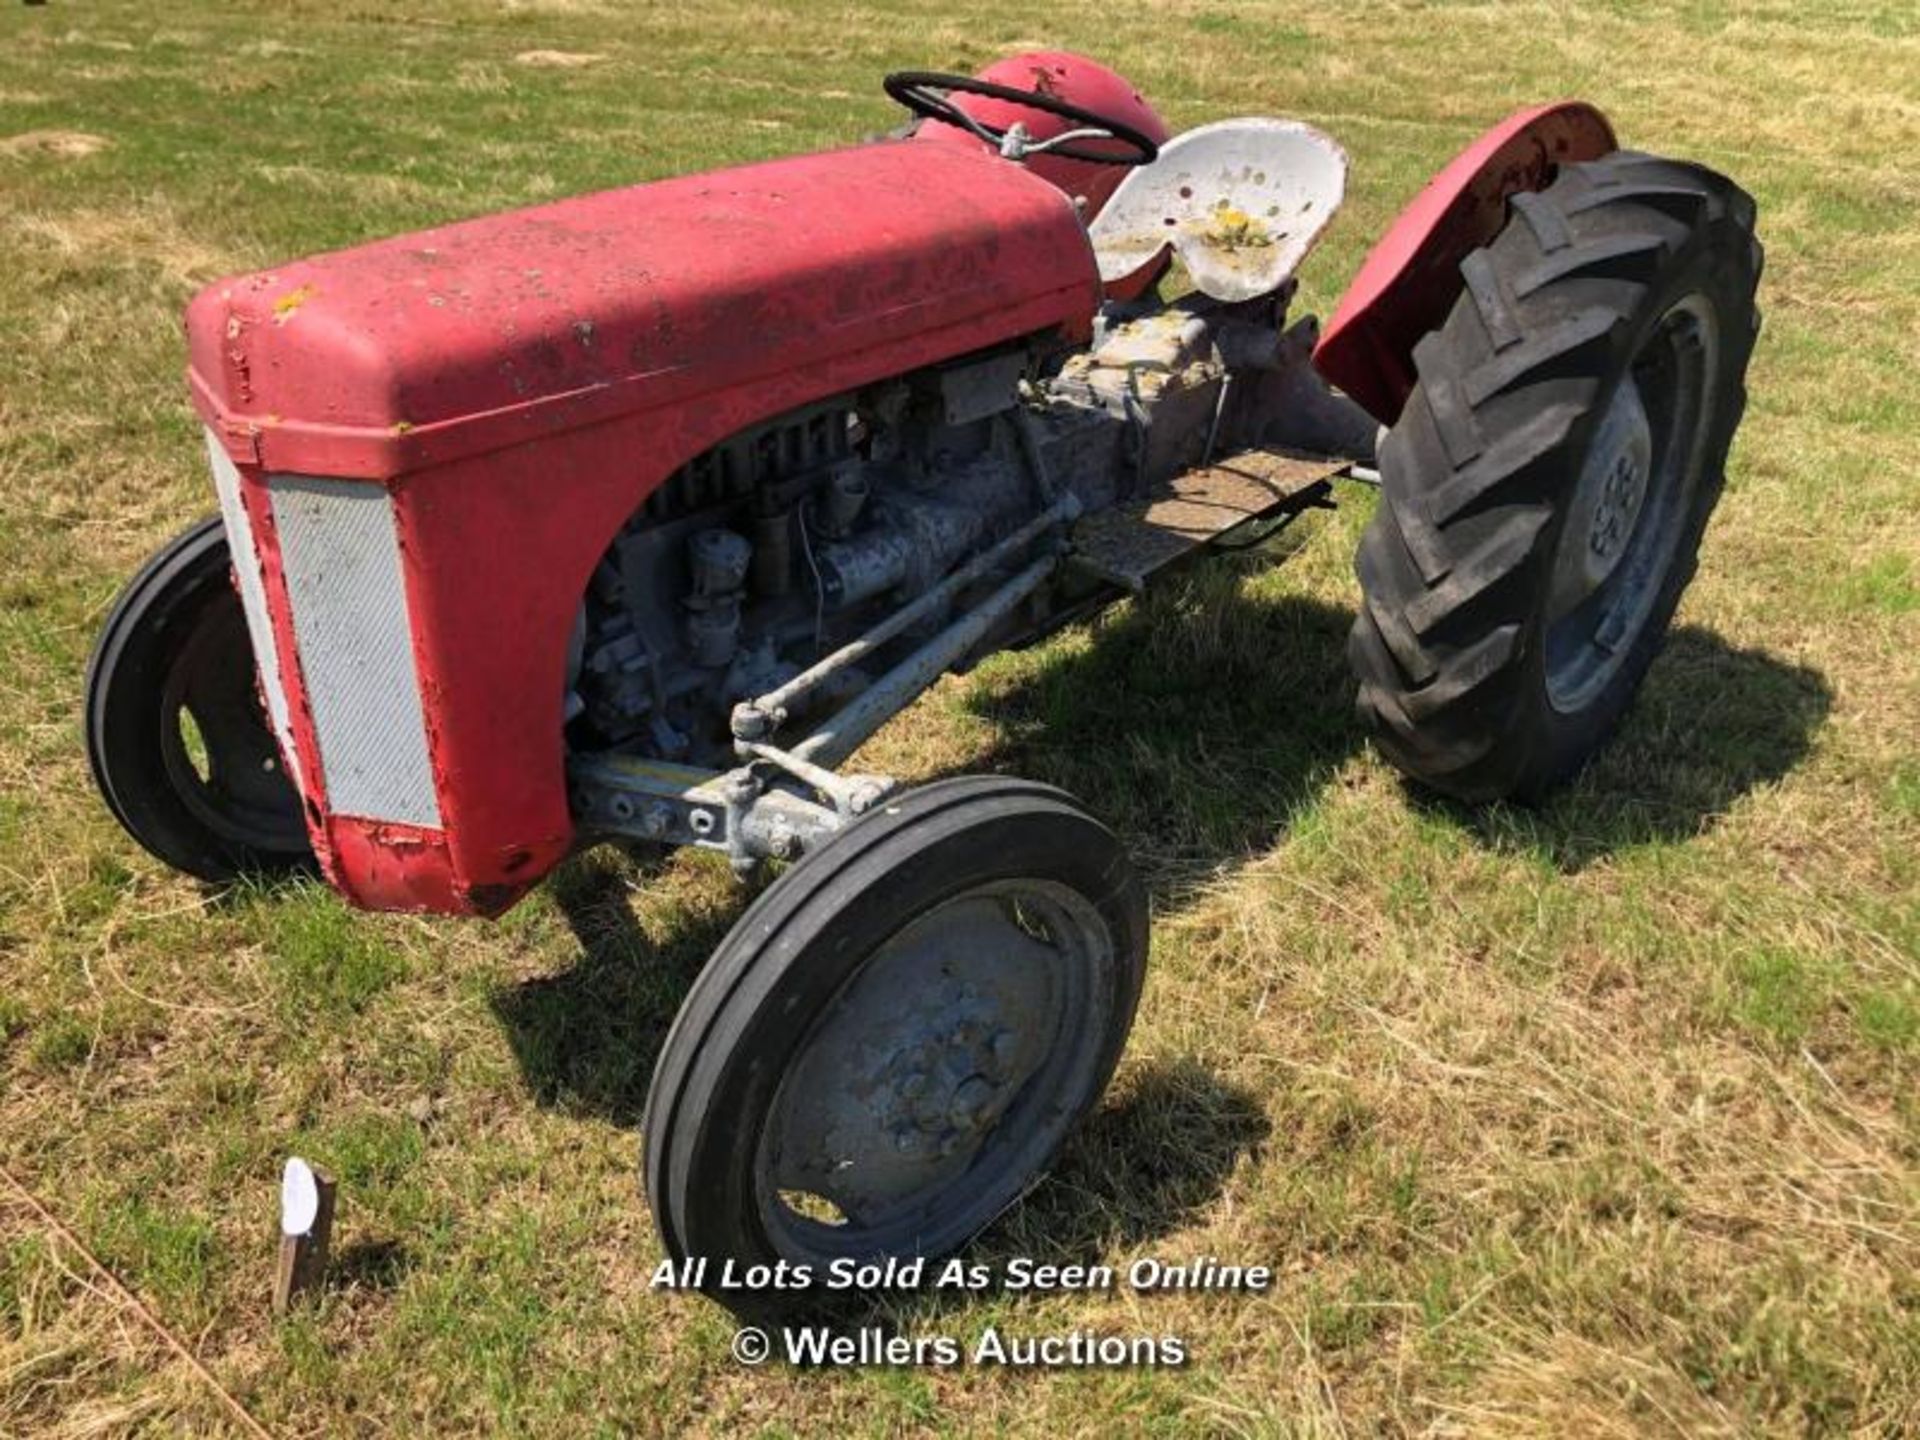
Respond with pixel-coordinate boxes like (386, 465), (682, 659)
(643, 776), (1147, 1318)
(86, 516), (314, 883)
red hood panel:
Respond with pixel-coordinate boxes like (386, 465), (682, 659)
(187, 140), (1098, 478)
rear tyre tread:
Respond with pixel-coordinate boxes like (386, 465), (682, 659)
(1348, 148), (1762, 802)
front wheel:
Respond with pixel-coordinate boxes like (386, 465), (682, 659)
(85, 516), (314, 882)
(1349, 150), (1762, 802)
(642, 776), (1148, 1318)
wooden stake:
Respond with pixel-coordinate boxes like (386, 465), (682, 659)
(274, 1160), (336, 1314)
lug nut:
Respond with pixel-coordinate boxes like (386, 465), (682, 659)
(948, 1075), (995, 1132)
(988, 1029), (1018, 1076)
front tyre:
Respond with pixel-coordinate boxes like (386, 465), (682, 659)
(85, 516), (314, 882)
(643, 776), (1147, 1319)
(1350, 150), (1762, 802)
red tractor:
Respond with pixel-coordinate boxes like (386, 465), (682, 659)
(86, 53), (1759, 1313)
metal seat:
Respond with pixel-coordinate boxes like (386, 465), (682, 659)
(1089, 118), (1347, 302)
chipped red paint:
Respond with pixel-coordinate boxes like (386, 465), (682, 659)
(326, 818), (467, 913)
(1312, 102), (1617, 424)
(911, 50), (1170, 223)
(231, 465), (328, 819)
(187, 138), (1101, 916)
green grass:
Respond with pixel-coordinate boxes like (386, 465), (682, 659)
(2, 0), (1917, 1434)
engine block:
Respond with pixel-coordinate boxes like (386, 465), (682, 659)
(566, 288), (1353, 776)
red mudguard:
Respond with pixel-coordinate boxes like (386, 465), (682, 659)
(1312, 102), (1617, 424)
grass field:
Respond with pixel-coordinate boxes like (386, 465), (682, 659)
(2, 0), (1916, 1433)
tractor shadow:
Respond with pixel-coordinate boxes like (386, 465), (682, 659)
(882, 1056), (1271, 1327)
(1407, 624), (1832, 872)
(962, 565), (1831, 883)
(491, 845), (733, 1130)
(994, 1057), (1271, 1257)
(958, 556), (1365, 907)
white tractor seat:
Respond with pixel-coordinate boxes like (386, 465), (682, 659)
(1089, 117), (1348, 302)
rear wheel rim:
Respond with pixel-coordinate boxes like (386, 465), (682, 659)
(1545, 292), (1720, 714)
(753, 878), (1116, 1261)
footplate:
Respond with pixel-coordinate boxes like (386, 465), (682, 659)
(1069, 448), (1348, 591)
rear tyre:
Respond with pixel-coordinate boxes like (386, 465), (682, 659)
(1349, 150), (1762, 801)
(85, 516), (314, 882)
(643, 775), (1147, 1319)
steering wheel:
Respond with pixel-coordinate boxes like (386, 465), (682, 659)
(883, 71), (1159, 166)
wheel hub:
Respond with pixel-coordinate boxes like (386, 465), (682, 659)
(869, 992), (1025, 1158)
(753, 882), (1104, 1246)
(1554, 378), (1654, 616)
(1588, 446), (1646, 566)
(1543, 294), (1718, 715)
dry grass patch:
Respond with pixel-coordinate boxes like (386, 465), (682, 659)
(6, 205), (231, 294)
(0, 130), (109, 159)
(513, 49), (607, 68)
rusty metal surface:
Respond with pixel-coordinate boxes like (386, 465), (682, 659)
(1070, 447), (1345, 589)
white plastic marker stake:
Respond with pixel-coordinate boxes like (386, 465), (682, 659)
(281, 1158), (320, 1236)
(274, 1156), (336, 1314)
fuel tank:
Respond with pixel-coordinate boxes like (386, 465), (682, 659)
(909, 51), (1170, 219)
(183, 139), (1100, 916)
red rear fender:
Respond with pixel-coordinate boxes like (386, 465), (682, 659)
(1312, 102), (1617, 424)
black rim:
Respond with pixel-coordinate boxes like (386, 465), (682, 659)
(156, 591), (309, 854)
